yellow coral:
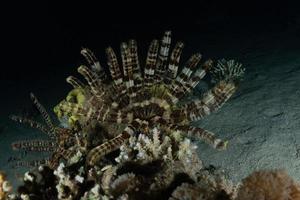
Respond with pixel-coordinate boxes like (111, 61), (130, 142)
(66, 88), (86, 105)
(54, 88), (86, 127)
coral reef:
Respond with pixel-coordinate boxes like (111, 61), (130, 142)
(0, 171), (12, 200)
(6, 31), (261, 199)
(7, 133), (300, 199)
(9, 129), (237, 199)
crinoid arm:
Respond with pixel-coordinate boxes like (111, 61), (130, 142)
(172, 79), (237, 122)
(164, 41), (184, 83)
(128, 39), (143, 92)
(77, 65), (106, 101)
(80, 47), (108, 82)
(48, 151), (63, 169)
(155, 31), (172, 82)
(10, 93), (57, 137)
(12, 158), (50, 168)
(161, 57), (214, 106)
(170, 59), (244, 123)
(10, 115), (55, 139)
(30, 93), (56, 132)
(86, 132), (130, 166)
(168, 124), (228, 150)
(66, 75), (85, 89)
(11, 139), (56, 152)
(10, 93), (78, 169)
(150, 116), (227, 150)
(120, 42), (135, 100)
(86, 118), (145, 166)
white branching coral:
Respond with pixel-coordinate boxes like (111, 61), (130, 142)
(23, 172), (34, 182)
(81, 184), (105, 200)
(115, 127), (203, 172)
(54, 163), (80, 200)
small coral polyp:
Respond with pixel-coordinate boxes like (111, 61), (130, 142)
(11, 31), (244, 169)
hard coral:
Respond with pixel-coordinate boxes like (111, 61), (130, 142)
(236, 169), (300, 200)
(0, 171), (12, 200)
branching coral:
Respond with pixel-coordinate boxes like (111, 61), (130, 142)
(9, 127), (220, 199)
(7, 126), (300, 199)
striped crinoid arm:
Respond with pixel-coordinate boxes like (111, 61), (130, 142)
(12, 158), (50, 168)
(46, 146), (77, 169)
(106, 47), (126, 93)
(128, 40), (143, 90)
(86, 130), (131, 166)
(175, 53), (202, 87)
(175, 80), (237, 123)
(168, 59), (214, 104)
(151, 115), (227, 149)
(144, 39), (159, 88)
(106, 47), (130, 108)
(167, 124), (228, 150)
(164, 41), (184, 84)
(170, 59), (244, 123)
(10, 115), (55, 138)
(48, 151), (63, 169)
(66, 76), (86, 89)
(150, 116), (228, 150)
(30, 93), (56, 133)
(120, 42), (136, 100)
(77, 65), (106, 101)
(86, 118), (145, 166)
(54, 147), (78, 161)
(80, 48), (108, 82)
(11, 139), (56, 152)
(183, 59), (213, 93)
(166, 53), (203, 104)
(155, 30), (172, 82)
